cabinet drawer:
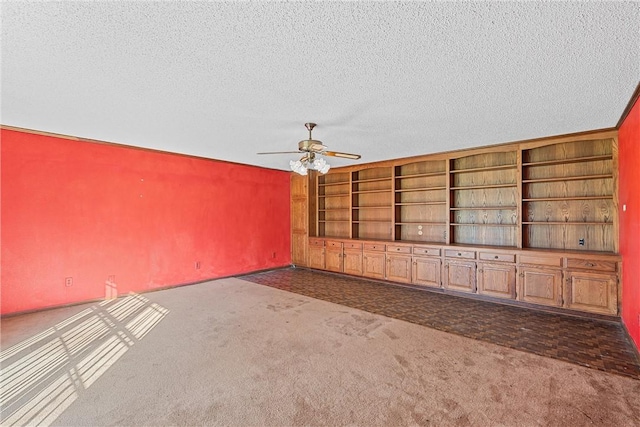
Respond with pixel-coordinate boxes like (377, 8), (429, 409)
(445, 250), (476, 260)
(326, 241), (342, 249)
(309, 239), (325, 247)
(413, 246), (441, 257)
(343, 242), (363, 250)
(519, 254), (562, 267)
(363, 243), (385, 252)
(387, 245), (412, 254)
(566, 258), (617, 272)
(479, 252), (515, 263)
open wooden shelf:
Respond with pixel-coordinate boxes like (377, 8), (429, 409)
(523, 221), (613, 225)
(450, 183), (517, 190)
(451, 223), (517, 227)
(449, 164), (517, 174)
(318, 182), (350, 187)
(396, 201), (446, 206)
(318, 193), (350, 197)
(396, 171), (446, 179)
(352, 189), (392, 194)
(522, 154), (612, 167)
(523, 174), (612, 184)
(523, 196), (612, 202)
(395, 186), (446, 192)
(450, 206), (517, 211)
(352, 177), (391, 184)
(396, 222), (447, 225)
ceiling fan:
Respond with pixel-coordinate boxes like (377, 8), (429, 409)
(258, 123), (361, 175)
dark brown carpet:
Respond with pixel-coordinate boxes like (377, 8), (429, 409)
(243, 267), (640, 379)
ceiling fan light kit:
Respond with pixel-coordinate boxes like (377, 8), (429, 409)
(258, 123), (361, 175)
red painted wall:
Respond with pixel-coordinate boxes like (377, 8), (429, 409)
(1, 128), (291, 315)
(619, 95), (640, 350)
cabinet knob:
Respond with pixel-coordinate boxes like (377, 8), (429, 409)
(458, 252), (462, 256)
(494, 255), (499, 259)
(586, 262), (595, 267)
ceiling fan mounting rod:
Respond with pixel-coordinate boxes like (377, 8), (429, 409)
(305, 122), (316, 140)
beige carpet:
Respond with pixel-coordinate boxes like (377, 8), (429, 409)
(1, 277), (639, 426)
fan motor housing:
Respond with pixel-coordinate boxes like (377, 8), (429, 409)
(298, 139), (326, 152)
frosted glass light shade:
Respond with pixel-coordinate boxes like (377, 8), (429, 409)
(313, 158), (331, 174)
(290, 160), (308, 175)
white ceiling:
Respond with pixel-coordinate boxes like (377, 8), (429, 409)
(2, 2), (639, 171)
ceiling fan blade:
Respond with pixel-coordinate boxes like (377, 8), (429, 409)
(323, 151), (361, 160)
(257, 151), (302, 155)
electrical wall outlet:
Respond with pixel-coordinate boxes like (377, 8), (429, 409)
(65, 277), (73, 287)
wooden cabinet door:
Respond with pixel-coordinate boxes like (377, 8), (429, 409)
(443, 260), (476, 293)
(307, 246), (325, 270)
(518, 266), (562, 307)
(386, 254), (412, 283)
(565, 271), (617, 315)
(412, 256), (441, 288)
(291, 197), (307, 233)
(325, 248), (344, 273)
(363, 252), (385, 279)
(292, 233), (307, 266)
(291, 175), (308, 266)
(343, 249), (363, 276)
(477, 262), (516, 299)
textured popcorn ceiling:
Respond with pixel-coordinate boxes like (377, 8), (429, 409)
(2, 2), (639, 170)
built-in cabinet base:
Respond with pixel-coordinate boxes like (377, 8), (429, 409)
(306, 238), (620, 316)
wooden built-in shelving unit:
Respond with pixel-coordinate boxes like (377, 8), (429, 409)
(449, 150), (519, 248)
(394, 159), (448, 243)
(521, 139), (615, 252)
(352, 167), (393, 241)
(300, 129), (621, 317)
(317, 171), (351, 238)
